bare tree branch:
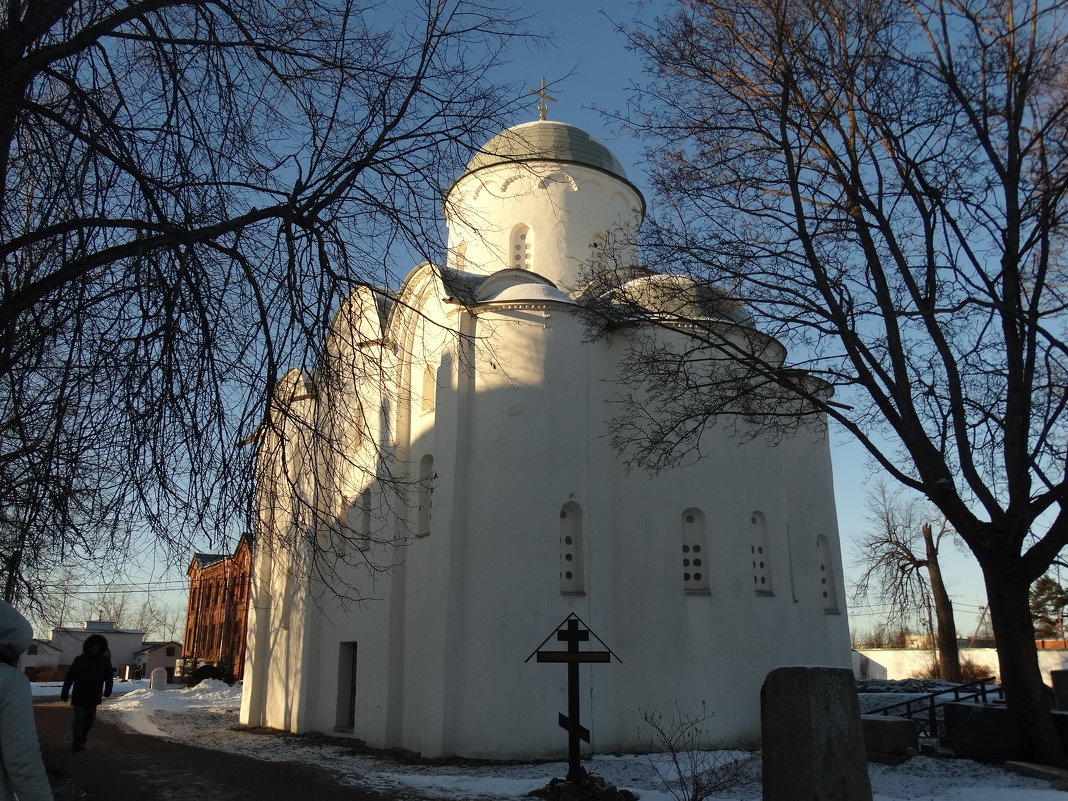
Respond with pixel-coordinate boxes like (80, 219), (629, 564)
(591, 0), (1068, 764)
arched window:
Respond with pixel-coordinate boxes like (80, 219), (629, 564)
(751, 511), (773, 595)
(681, 508), (710, 594)
(420, 364), (436, 415)
(359, 496), (372, 551)
(511, 224), (533, 270)
(816, 535), (840, 612)
(455, 241), (468, 270)
(417, 455), (434, 537)
(559, 501), (584, 594)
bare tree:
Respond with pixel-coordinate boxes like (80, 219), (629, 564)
(588, 0), (1068, 763)
(96, 593), (185, 641)
(853, 481), (961, 681)
(0, 0), (527, 608)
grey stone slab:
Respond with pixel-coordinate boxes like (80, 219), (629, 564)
(762, 666), (873, 801)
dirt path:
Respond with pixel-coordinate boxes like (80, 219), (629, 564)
(34, 700), (411, 801)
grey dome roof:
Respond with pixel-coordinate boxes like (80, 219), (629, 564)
(464, 120), (628, 180)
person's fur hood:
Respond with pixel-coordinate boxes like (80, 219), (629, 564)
(0, 600), (33, 662)
(82, 633), (109, 655)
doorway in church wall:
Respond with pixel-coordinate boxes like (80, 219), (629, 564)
(335, 641), (358, 731)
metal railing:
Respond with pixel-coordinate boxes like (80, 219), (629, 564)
(865, 676), (1004, 739)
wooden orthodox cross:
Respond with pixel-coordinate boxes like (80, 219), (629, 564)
(526, 614), (619, 782)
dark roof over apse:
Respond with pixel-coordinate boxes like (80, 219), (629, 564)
(464, 120), (629, 181)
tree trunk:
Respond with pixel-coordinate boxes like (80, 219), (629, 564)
(983, 559), (1065, 766)
(923, 524), (961, 682)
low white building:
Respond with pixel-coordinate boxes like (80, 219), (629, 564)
(134, 641), (183, 681)
(49, 620), (145, 673)
(240, 117), (853, 759)
(16, 639), (63, 675)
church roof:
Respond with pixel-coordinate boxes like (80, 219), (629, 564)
(435, 266), (576, 307)
(437, 267), (483, 306)
(192, 553), (227, 569)
(463, 120), (628, 181)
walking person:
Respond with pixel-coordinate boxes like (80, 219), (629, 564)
(0, 600), (53, 800)
(60, 634), (113, 752)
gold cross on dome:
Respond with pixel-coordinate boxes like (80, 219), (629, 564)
(529, 76), (557, 121)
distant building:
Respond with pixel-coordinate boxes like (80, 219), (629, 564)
(49, 620), (145, 674)
(134, 641), (183, 681)
(16, 638), (63, 677)
(183, 534), (252, 679)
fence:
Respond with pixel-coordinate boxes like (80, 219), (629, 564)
(852, 647), (1068, 685)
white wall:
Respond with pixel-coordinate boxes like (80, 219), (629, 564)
(853, 648), (1068, 686)
(16, 644), (61, 671)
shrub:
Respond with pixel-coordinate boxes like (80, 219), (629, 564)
(638, 705), (758, 801)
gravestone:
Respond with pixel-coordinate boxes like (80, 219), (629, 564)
(861, 714), (919, 764)
(150, 666), (168, 690)
(762, 666), (872, 801)
(944, 702), (1021, 762)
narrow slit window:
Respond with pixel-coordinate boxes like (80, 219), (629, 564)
(417, 455), (434, 537)
(559, 501), (584, 594)
(421, 364), (436, 415)
(751, 511), (773, 595)
(816, 535), (839, 612)
(682, 508), (710, 594)
(511, 225), (533, 270)
(347, 494), (372, 552)
(360, 498), (372, 550)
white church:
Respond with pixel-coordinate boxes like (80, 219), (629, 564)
(239, 112), (853, 759)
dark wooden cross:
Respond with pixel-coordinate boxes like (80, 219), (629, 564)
(526, 614), (618, 782)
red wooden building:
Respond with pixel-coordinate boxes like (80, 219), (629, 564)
(182, 535), (252, 679)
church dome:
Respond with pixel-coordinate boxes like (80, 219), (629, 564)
(463, 120), (628, 181)
(606, 274), (755, 327)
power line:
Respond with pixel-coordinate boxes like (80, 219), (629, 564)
(35, 582), (188, 596)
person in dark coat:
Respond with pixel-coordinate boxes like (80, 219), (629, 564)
(60, 634), (113, 752)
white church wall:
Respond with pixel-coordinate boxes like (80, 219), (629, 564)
(577, 330), (849, 751)
(391, 294), (463, 756)
(419, 303), (600, 757)
(593, 453), (774, 746)
(239, 370), (323, 735)
(245, 297), (852, 757)
(240, 445), (280, 728)
(344, 555), (402, 747)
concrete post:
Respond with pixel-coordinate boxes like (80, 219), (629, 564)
(761, 666), (872, 801)
(1051, 670), (1068, 711)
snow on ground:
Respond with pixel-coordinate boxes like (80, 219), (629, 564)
(32, 681), (1067, 800)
